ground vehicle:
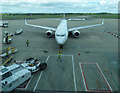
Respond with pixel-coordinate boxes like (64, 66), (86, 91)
(3, 21), (8, 27)
(15, 29), (23, 35)
(3, 37), (12, 44)
(3, 31), (13, 44)
(0, 47), (18, 58)
(19, 57), (47, 73)
(0, 64), (31, 92)
(0, 21), (8, 27)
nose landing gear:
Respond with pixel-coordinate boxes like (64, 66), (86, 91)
(60, 45), (63, 49)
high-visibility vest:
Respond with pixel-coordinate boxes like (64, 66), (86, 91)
(57, 53), (61, 58)
(7, 47), (11, 51)
(26, 41), (29, 43)
(12, 49), (15, 52)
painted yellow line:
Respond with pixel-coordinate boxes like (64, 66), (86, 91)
(2, 56), (13, 66)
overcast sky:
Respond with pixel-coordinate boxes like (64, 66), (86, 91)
(1, 0), (119, 13)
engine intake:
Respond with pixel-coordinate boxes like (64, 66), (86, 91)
(72, 30), (80, 38)
(46, 30), (53, 38)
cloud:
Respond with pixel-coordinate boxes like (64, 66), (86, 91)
(99, 0), (106, 4)
(1, 0), (119, 13)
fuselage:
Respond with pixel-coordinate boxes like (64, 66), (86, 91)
(55, 20), (68, 46)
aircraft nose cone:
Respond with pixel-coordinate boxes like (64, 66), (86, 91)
(56, 38), (65, 45)
(58, 41), (64, 45)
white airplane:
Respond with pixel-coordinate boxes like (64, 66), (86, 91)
(25, 14), (104, 48)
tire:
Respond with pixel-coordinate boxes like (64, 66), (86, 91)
(41, 63), (47, 70)
(26, 57), (34, 61)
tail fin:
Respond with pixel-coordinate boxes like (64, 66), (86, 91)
(102, 19), (104, 24)
(63, 13), (65, 19)
(25, 18), (27, 25)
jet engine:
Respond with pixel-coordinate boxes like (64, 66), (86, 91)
(46, 30), (53, 37)
(72, 30), (80, 38)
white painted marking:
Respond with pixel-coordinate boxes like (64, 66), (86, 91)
(62, 54), (73, 56)
(79, 62), (96, 64)
(33, 56), (49, 91)
(50, 54), (73, 56)
(96, 63), (112, 91)
(72, 55), (77, 91)
(33, 71), (43, 91)
(25, 75), (33, 90)
(79, 63), (87, 91)
(34, 55), (77, 91)
(45, 56), (50, 63)
(51, 54), (77, 91)
(16, 88), (26, 90)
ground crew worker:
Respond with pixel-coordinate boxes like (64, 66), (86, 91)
(26, 40), (29, 46)
(60, 49), (62, 54)
(11, 47), (15, 53)
(7, 47), (11, 51)
(57, 52), (62, 62)
(9, 35), (11, 38)
(6, 52), (9, 59)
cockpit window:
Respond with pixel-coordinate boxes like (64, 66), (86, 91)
(56, 34), (60, 36)
(61, 35), (65, 36)
(56, 34), (65, 37)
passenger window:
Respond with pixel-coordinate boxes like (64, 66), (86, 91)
(2, 72), (12, 80)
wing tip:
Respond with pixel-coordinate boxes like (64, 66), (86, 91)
(102, 19), (104, 24)
(25, 18), (27, 25)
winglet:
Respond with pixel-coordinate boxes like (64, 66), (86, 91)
(102, 19), (104, 24)
(63, 13), (65, 19)
(25, 18), (27, 25)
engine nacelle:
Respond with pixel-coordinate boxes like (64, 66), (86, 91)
(72, 30), (80, 38)
(46, 30), (53, 38)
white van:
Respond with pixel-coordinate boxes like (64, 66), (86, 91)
(0, 64), (31, 92)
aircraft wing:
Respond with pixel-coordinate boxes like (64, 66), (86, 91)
(25, 18), (56, 31)
(68, 19), (104, 32)
(68, 18), (85, 21)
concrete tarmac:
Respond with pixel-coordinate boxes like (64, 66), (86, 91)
(1, 17), (118, 92)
